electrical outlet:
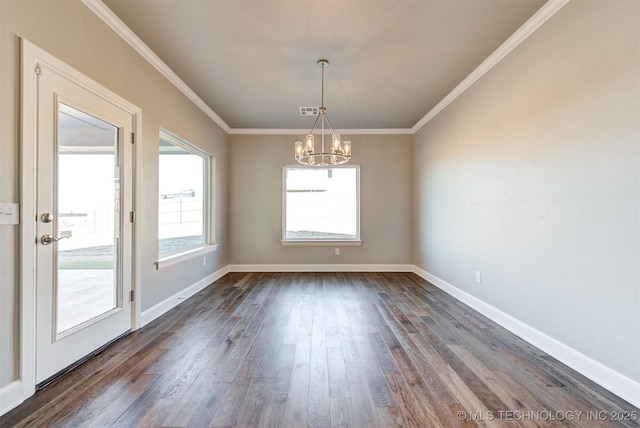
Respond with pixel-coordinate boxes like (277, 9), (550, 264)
(475, 270), (482, 284)
(202, 257), (207, 267)
(335, 247), (340, 256)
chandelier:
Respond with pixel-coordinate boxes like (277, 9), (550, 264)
(294, 59), (351, 166)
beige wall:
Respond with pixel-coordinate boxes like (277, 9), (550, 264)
(229, 134), (413, 265)
(0, 0), (230, 388)
(413, 0), (639, 382)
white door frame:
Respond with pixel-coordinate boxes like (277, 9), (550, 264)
(20, 40), (142, 401)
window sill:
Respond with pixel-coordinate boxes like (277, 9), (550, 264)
(155, 244), (218, 270)
(281, 240), (362, 247)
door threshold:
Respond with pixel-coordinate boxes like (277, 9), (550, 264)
(36, 330), (131, 390)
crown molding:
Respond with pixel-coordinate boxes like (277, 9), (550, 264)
(228, 128), (413, 135)
(411, 0), (570, 134)
(80, 0), (231, 134)
(84, 0), (568, 137)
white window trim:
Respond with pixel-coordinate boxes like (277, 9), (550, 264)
(282, 164), (361, 245)
(281, 240), (362, 246)
(156, 128), (215, 267)
(154, 243), (218, 270)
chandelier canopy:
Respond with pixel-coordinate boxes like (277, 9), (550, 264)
(294, 59), (351, 166)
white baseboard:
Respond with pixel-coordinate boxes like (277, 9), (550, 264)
(140, 265), (229, 327)
(0, 380), (24, 417)
(227, 264), (414, 273)
(412, 266), (640, 409)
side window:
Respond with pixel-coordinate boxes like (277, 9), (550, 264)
(158, 129), (213, 256)
(283, 165), (360, 242)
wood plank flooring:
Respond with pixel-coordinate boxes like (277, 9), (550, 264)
(1, 272), (638, 427)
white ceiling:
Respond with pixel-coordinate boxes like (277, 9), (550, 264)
(102, 0), (547, 131)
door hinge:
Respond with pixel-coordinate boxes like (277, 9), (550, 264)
(129, 290), (135, 302)
(35, 64), (42, 76)
(131, 132), (135, 145)
(129, 211), (135, 223)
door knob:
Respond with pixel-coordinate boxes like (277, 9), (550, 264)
(40, 234), (70, 245)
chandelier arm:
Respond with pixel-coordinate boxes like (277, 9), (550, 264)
(321, 110), (326, 154)
(308, 111), (321, 134)
(322, 112), (338, 136)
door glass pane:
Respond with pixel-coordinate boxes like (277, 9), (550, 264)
(56, 103), (120, 334)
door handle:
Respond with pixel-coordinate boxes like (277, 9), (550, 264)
(40, 234), (70, 245)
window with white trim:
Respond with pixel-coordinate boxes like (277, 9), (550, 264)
(158, 129), (213, 257)
(283, 165), (360, 243)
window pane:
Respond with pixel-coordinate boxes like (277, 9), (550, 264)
(159, 133), (208, 254)
(285, 167), (358, 240)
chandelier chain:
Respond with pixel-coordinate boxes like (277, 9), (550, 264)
(321, 61), (325, 109)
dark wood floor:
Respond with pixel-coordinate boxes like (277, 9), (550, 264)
(1, 272), (638, 427)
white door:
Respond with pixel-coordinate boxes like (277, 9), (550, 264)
(35, 64), (134, 385)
